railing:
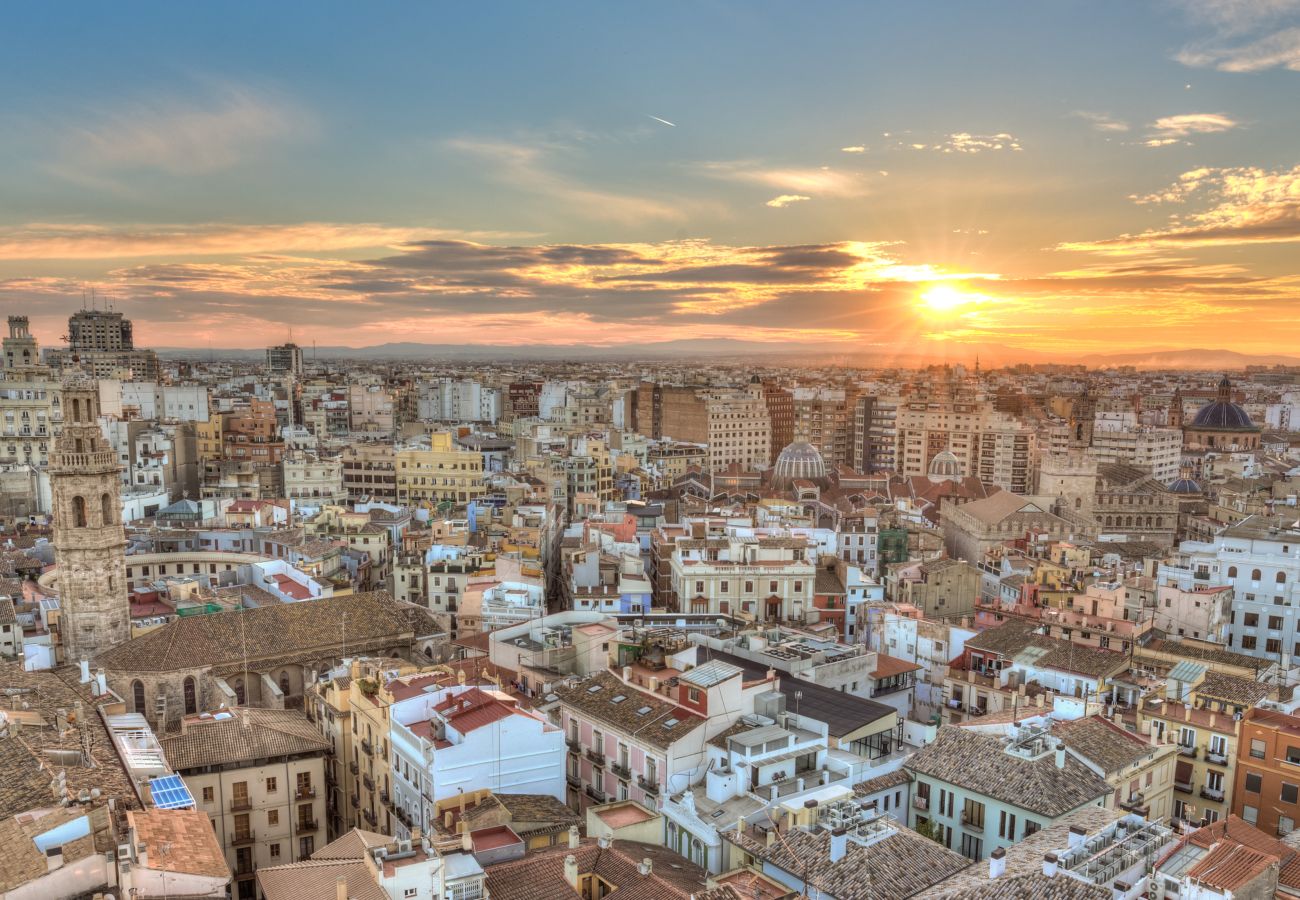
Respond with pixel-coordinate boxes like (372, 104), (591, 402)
(350, 761), (359, 776)
(1200, 786), (1225, 802)
(363, 774), (375, 792)
(611, 762), (631, 780)
(586, 749), (606, 766)
(296, 785), (317, 800)
(585, 784), (606, 802)
(230, 797), (252, 812)
(637, 777), (659, 796)
(566, 738), (581, 753)
(914, 795), (929, 811)
(361, 738), (374, 755)
(566, 773), (582, 788)
(1178, 744), (1198, 759)
(297, 819), (319, 833)
(232, 830), (256, 846)
(873, 680), (913, 696)
(380, 789), (390, 805)
(960, 810), (983, 831)
(1205, 749), (1229, 766)
(363, 809), (378, 826)
(1174, 780), (1193, 794)
(350, 794), (359, 808)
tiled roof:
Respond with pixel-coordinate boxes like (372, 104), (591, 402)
(727, 820), (971, 899)
(160, 708), (329, 771)
(127, 808), (230, 879)
(1052, 715), (1157, 774)
(1142, 639), (1265, 672)
(257, 858), (388, 900)
(904, 726), (1113, 818)
(0, 661), (138, 819)
(1197, 670), (1273, 706)
(852, 768), (911, 795)
(552, 671), (703, 750)
(311, 828), (392, 860)
(965, 621), (1129, 678)
(931, 874), (1109, 899)
(96, 591), (440, 673)
(0, 805), (112, 893)
(485, 839), (708, 900)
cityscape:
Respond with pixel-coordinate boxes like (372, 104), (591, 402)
(6, 3), (1300, 900)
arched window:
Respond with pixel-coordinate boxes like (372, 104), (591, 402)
(1252, 569), (1262, 581)
(183, 676), (197, 715)
(72, 496), (86, 528)
(101, 493), (114, 526)
(70, 398), (80, 422)
(1074, 497), (1082, 509)
(1228, 566), (1237, 578)
(1278, 573), (1287, 584)
(424, 645), (434, 659)
(279, 671), (291, 696)
(233, 677), (245, 705)
(132, 680), (145, 713)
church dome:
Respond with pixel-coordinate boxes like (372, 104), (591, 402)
(772, 441), (828, 489)
(1191, 376), (1254, 430)
(1169, 477), (1201, 494)
(928, 449), (962, 481)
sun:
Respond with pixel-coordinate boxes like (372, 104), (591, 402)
(919, 284), (975, 314)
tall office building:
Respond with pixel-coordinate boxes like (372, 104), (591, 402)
(266, 342), (304, 376)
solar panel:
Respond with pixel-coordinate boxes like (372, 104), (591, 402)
(150, 775), (196, 810)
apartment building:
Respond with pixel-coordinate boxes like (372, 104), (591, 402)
(395, 431), (485, 506)
(669, 532), (816, 623)
(894, 390), (1036, 493)
(306, 671), (358, 840)
(791, 386), (857, 469)
(703, 384), (771, 473)
(160, 708), (330, 900)
(340, 441), (398, 502)
(282, 453), (346, 508)
(1232, 707), (1300, 836)
(1, 315), (61, 468)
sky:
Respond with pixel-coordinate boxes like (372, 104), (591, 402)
(3, 1), (1300, 361)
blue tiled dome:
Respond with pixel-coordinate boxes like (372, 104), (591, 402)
(1169, 478), (1201, 494)
(1191, 376), (1254, 429)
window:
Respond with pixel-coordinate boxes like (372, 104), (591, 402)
(998, 809), (1016, 839)
(1252, 739), (1267, 759)
(1287, 746), (1300, 765)
(1284, 783), (1299, 805)
(1243, 636), (1258, 650)
(72, 495), (86, 527)
(202, 786), (214, 803)
(270, 843), (281, 858)
(132, 680), (146, 713)
(299, 836), (314, 858)
(960, 832), (983, 861)
(962, 799), (985, 829)
(1271, 616), (1284, 630)
(687, 687), (701, 704)
(266, 777), (278, 793)
(1282, 816), (1296, 836)
(1246, 772), (1262, 793)
(183, 676), (197, 715)
(1245, 613), (1259, 627)
(1243, 805), (1259, 824)
(268, 809), (279, 826)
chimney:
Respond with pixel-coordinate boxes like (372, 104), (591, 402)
(79, 659), (91, 683)
(568, 825), (580, 849)
(1055, 746), (1066, 769)
(95, 669), (107, 696)
(1043, 853), (1058, 878)
(564, 854), (580, 890)
(989, 847), (1006, 879)
(1068, 825), (1086, 849)
(829, 828), (848, 864)
(622, 666), (632, 682)
(1112, 880), (1132, 900)
(638, 857), (653, 877)
(45, 847), (64, 873)
(336, 876), (349, 900)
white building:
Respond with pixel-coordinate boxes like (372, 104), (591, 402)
(417, 378), (502, 423)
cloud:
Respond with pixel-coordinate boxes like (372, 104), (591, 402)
(0, 222), (499, 260)
(1058, 163), (1300, 251)
(902, 132), (1023, 153)
(48, 83), (312, 183)
(766, 194), (811, 208)
(1173, 1), (1300, 71)
(1149, 113), (1239, 136)
(841, 146), (866, 153)
(695, 160), (872, 199)
(1072, 111), (1130, 133)
(446, 137), (697, 225)
(1177, 26), (1300, 70)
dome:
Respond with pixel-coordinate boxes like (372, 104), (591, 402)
(772, 441), (828, 489)
(928, 449), (962, 481)
(1190, 376), (1254, 430)
(1169, 477), (1201, 494)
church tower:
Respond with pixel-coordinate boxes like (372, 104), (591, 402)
(50, 378), (130, 663)
(1068, 384), (1097, 447)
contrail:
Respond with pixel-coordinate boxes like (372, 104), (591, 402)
(647, 115), (676, 127)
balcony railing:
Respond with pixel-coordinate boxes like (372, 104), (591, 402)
(1174, 780), (1193, 794)
(380, 789), (390, 805)
(363, 809), (378, 826)
(350, 761), (359, 776)
(637, 777), (659, 796)
(1177, 744), (1198, 759)
(960, 810), (983, 831)
(611, 762), (631, 780)
(361, 738), (374, 756)
(566, 738), (581, 754)
(363, 775), (375, 792)
(586, 749), (606, 766)
(349, 794), (359, 809)
(1200, 786), (1225, 802)
(914, 795), (929, 811)
(566, 773), (582, 789)
(232, 830), (256, 846)
(585, 784), (606, 802)
(230, 797), (252, 812)
(1205, 749), (1229, 766)
(296, 785), (317, 800)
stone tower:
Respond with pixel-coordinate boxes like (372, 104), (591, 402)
(1069, 384), (1097, 447)
(50, 377), (130, 664)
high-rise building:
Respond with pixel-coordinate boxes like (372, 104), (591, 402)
(791, 386), (858, 469)
(633, 381), (769, 472)
(895, 387), (1036, 492)
(49, 378), (130, 663)
(761, 380), (794, 464)
(266, 341), (304, 376)
(1, 316), (62, 468)
(46, 309), (160, 380)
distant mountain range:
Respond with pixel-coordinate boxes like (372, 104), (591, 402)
(155, 339), (1300, 370)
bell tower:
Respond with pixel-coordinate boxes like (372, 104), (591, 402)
(50, 377), (129, 664)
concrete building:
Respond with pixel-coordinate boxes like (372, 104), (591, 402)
(1, 315), (62, 469)
(395, 432), (485, 507)
(266, 342), (304, 376)
(45, 308), (161, 380)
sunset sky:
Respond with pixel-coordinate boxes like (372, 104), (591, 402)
(4, 2), (1300, 360)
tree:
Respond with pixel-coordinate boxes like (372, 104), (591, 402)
(913, 817), (945, 844)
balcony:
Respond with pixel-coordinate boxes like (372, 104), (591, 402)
(297, 819), (319, 833)
(232, 830), (256, 846)
(586, 749), (606, 767)
(1200, 786), (1225, 803)
(1119, 793), (1149, 816)
(637, 777), (660, 796)
(349, 761), (359, 776)
(363, 774), (375, 792)
(380, 789), (390, 805)
(363, 809), (378, 827)
(361, 738), (374, 756)
(960, 810), (983, 831)
(566, 738), (581, 754)
(585, 784), (606, 803)
(1177, 744), (1198, 759)
(1174, 780), (1193, 794)
(296, 785), (317, 800)
(611, 762), (631, 780)
(566, 773), (582, 789)
(230, 797), (252, 812)
(349, 794), (359, 809)
(1205, 749), (1229, 766)
(914, 795), (929, 811)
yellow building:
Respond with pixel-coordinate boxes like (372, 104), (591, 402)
(195, 411), (225, 463)
(307, 672), (359, 841)
(396, 431), (485, 506)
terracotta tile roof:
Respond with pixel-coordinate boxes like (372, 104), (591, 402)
(1052, 715), (1157, 775)
(127, 807), (230, 880)
(904, 726), (1113, 818)
(1197, 670), (1273, 706)
(873, 653), (923, 679)
(852, 768), (911, 796)
(311, 828), (392, 860)
(1185, 841), (1276, 892)
(95, 591), (441, 673)
(964, 621), (1129, 678)
(160, 708), (329, 770)
(485, 839), (707, 900)
(257, 858), (388, 900)
(726, 819), (971, 899)
(552, 671), (703, 750)
(0, 805), (112, 893)
(932, 874), (1109, 899)
(0, 661), (138, 819)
